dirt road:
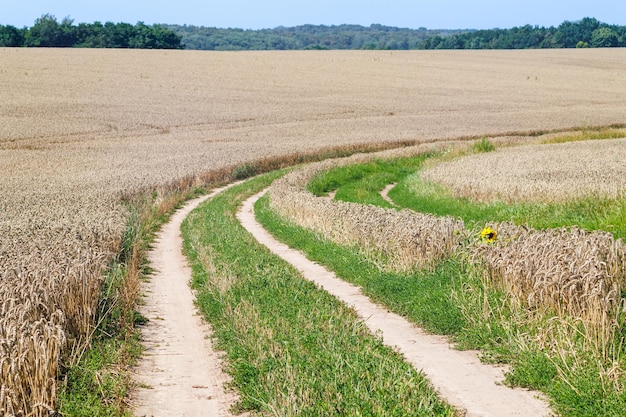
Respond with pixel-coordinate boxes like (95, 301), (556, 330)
(132, 183), (552, 417)
(133, 186), (238, 417)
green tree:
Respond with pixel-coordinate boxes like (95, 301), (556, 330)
(24, 14), (60, 46)
(591, 27), (619, 47)
(129, 22), (182, 49)
(555, 17), (600, 48)
(106, 22), (134, 48)
(23, 14), (76, 47)
(75, 21), (106, 47)
(0, 25), (25, 46)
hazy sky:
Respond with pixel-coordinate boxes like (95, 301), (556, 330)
(2, 0), (624, 29)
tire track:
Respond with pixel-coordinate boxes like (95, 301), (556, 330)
(133, 185), (239, 417)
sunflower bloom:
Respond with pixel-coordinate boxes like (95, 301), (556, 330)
(480, 227), (497, 243)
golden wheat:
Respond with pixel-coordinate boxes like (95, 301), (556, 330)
(421, 138), (626, 203)
(2, 47), (626, 414)
(471, 222), (625, 326)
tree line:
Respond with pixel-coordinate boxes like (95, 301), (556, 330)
(1, 15), (624, 50)
(0, 14), (183, 49)
(424, 17), (625, 49)
(166, 23), (466, 50)
(165, 17), (625, 50)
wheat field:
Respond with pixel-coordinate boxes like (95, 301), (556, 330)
(2, 47), (626, 414)
(421, 138), (626, 203)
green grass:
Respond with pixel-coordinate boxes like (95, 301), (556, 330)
(57, 335), (140, 417)
(308, 154), (435, 208)
(181, 172), (456, 416)
(473, 137), (496, 153)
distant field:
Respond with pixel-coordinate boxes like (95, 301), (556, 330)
(1, 47), (626, 414)
(422, 138), (626, 203)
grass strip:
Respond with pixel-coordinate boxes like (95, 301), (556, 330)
(181, 172), (456, 416)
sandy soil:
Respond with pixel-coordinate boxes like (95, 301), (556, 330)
(132, 185), (239, 417)
(380, 183), (397, 206)
(238, 190), (553, 417)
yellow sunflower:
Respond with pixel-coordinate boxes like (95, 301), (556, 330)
(480, 226), (497, 243)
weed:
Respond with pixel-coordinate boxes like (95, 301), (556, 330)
(473, 137), (496, 153)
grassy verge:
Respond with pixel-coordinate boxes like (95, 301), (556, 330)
(57, 192), (185, 416)
(262, 148), (626, 416)
(181, 172), (456, 416)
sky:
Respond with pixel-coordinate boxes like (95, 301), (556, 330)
(2, 0), (625, 30)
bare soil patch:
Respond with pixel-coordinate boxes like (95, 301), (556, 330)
(380, 182), (398, 206)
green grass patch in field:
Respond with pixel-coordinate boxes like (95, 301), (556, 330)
(307, 154), (435, 207)
(541, 127), (626, 144)
(473, 137), (496, 153)
(181, 172), (455, 416)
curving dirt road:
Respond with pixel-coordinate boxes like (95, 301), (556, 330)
(132, 182), (552, 417)
(238, 190), (553, 417)
(133, 185), (239, 417)
(380, 182), (398, 207)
